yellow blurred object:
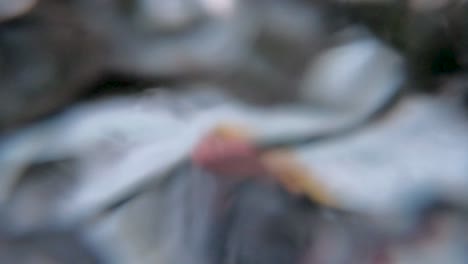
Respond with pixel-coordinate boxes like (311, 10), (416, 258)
(261, 150), (339, 209)
(210, 123), (340, 209)
(211, 123), (252, 141)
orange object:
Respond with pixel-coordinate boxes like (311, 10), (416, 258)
(191, 124), (339, 208)
(261, 150), (338, 209)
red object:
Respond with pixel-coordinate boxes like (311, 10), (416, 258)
(191, 132), (267, 177)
